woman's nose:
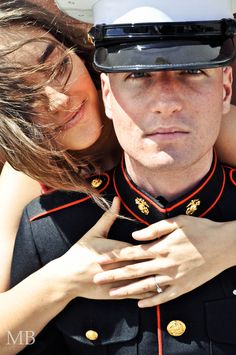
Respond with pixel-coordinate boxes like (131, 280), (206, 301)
(45, 86), (70, 112)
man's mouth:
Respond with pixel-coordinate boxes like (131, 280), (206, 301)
(145, 127), (189, 139)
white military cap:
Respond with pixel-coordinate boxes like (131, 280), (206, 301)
(93, 0), (233, 24)
(55, 0), (236, 72)
(55, 0), (234, 23)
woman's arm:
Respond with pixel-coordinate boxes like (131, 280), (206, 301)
(0, 167), (113, 353)
(1, 198), (153, 354)
(0, 262), (71, 354)
(215, 104), (236, 166)
(0, 163), (41, 292)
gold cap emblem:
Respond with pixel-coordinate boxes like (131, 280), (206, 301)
(87, 33), (95, 45)
(91, 178), (103, 188)
(167, 320), (186, 337)
(135, 197), (150, 215)
(85, 330), (99, 341)
(186, 199), (201, 216)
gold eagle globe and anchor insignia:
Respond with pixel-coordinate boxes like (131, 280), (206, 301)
(91, 178), (103, 188)
(186, 199), (201, 216)
(135, 198), (150, 215)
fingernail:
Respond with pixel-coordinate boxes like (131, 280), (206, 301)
(96, 256), (109, 263)
(132, 233), (145, 240)
(109, 289), (119, 296)
(93, 274), (104, 283)
(132, 231), (142, 238)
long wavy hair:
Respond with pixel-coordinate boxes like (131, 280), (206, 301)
(0, 0), (117, 207)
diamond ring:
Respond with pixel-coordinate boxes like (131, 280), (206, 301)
(154, 276), (163, 293)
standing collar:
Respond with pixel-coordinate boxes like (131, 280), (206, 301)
(113, 151), (225, 225)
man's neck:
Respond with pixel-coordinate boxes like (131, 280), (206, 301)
(124, 152), (213, 201)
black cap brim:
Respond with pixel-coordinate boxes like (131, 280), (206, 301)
(93, 37), (236, 72)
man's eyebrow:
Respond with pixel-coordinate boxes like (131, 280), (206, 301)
(38, 43), (56, 64)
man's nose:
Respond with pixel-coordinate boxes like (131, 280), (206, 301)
(45, 86), (70, 112)
(150, 79), (183, 117)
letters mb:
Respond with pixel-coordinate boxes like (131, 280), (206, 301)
(7, 330), (35, 345)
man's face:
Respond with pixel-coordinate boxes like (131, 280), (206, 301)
(101, 67), (232, 173)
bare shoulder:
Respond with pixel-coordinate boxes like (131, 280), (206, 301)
(0, 163), (41, 291)
(0, 163), (42, 226)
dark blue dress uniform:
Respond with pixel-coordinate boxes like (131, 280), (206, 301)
(11, 151), (236, 354)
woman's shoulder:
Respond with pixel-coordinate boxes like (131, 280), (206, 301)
(0, 163), (41, 229)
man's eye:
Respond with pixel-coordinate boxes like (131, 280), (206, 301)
(182, 69), (203, 75)
(127, 72), (150, 79)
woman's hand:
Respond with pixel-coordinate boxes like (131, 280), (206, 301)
(51, 197), (155, 301)
(93, 215), (236, 307)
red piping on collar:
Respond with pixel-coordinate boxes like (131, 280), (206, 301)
(121, 151), (218, 213)
(30, 173), (110, 222)
(113, 170), (149, 225)
(200, 166), (225, 217)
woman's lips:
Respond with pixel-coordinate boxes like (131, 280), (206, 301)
(60, 99), (87, 131)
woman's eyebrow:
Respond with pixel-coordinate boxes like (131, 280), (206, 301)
(38, 43), (56, 64)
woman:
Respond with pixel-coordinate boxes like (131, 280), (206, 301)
(0, 1), (153, 353)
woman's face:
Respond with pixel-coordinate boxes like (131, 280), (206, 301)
(11, 27), (103, 150)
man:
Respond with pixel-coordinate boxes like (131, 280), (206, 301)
(11, 0), (236, 353)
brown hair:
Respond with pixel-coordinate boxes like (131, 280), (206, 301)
(0, 0), (114, 207)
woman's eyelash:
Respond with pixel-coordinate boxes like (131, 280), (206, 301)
(56, 57), (70, 77)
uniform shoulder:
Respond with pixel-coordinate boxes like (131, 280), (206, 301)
(26, 172), (112, 222)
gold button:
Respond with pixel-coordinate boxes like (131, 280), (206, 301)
(85, 330), (99, 341)
(91, 178), (103, 188)
(167, 320), (186, 336)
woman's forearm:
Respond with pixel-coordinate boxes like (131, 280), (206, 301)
(0, 261), (71, 354)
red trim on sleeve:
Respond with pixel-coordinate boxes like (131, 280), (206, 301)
(30, 195), (92, 222)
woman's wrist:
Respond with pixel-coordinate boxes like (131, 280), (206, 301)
(219, 221), (236, 269)
(43, 257), (81, 304)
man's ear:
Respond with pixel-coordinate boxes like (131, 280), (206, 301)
(222, 66), (233, 115)
(100, 73), (112, 119)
